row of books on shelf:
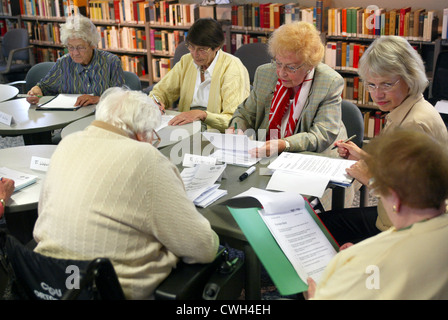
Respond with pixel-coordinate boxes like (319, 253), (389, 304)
(328, 7), (439, 42)
(230, 1), (330, 32)
(149, 28), (185, 55)
(341, 76), (375, 107)
(89, 0), (148, 24)
(230, 32), (268, 54)
(146, 1), (198, 27)
(23, 21), (62, 45)
(0, 18), (18, 36)
(324, 41), (366, 72)
(151, 57), (170, 82)
(363, 110), (386, 139)
(96, 25), (147, 52)
(13, 0), (87, 18)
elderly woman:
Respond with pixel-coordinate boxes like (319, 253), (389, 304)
(33, 87), (219, 299)
(26, 15), (124, 107)
(228, 21), (347, 157)
(0, 178), (14, 220)
(318, 36), (448, 244)
(149, 18), (250, 132)
(307, 129), (448, 299)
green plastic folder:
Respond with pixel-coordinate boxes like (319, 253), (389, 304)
(227, 200), (339, 296)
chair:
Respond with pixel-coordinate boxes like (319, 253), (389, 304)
(233, 43), (271, 84)
(0, 231), (125, 300)
(123, 71), (142, 91)
(341, 99), (368, 207)
(172, 40), (189, 67)
(0, 29), (34, 84)
(23, 61), (55, 92)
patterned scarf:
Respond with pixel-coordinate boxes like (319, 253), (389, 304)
(267, 68), (314, 140)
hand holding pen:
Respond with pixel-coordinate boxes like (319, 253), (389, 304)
(24, 86), (44, 105)
(152, 94), (165, 115)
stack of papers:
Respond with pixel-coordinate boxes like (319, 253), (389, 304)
(267, 152), (356, 198)
(0, 167), (38, 191)
(202, 132), (264, 167)
(180, 162), (227, 208)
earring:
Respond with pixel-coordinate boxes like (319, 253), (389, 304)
(393, 205), (398, 213)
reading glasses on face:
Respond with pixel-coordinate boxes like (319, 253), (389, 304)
(272, 59), (305, 74)
(365, 79), (400, 93)
(66, 46), (87, 52)
(185, 43), (211, 55)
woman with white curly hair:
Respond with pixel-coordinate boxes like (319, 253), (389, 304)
(26, 15), (124, 107)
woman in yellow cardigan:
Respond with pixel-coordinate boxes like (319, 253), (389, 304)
(149, 18), (250, 132)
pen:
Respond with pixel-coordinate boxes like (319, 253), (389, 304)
(152, 94), (165, 114)
(239, 166), (256, 181)
(17, 94), (43, 98)
(331, 134), (357, 150)
(234, 122), (237, 132)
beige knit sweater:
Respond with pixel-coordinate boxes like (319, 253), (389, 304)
(33, 121), (219, 299)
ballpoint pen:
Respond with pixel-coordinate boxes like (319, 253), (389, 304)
(17, 94), (43, 98)
(152, 94), (165, 114)
(331, 134), (357, 150)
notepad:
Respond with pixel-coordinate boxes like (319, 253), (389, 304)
(0, 167), (38, 191)
(36, 94), (84, 111)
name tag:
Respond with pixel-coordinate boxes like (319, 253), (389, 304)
(30, 156), (51, 172)
(0, 110), (12, 126)
(182, 153), (217, 167)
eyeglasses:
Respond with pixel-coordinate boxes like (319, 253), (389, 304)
(365, 79), (400, 93)
(272, 59), (305, 74)
(185, 43), (211, 55)
(151, 130), (161, 148)
(66, 46), (87, 53)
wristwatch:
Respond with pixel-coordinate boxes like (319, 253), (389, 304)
(283, 139), (290, 152)
(0, 198), (5, 209)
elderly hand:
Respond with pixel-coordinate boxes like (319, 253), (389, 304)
(75, 94), (100, 107)
(248, 139), (286, 158)
(225, 126), (244, 135)
(168, 110), (207, 126)
(304, 277), (317, 300)
(335, 140), (365, 161)
(346, 159), (371, 186)
(26, 86), (43, 105)
(0, 177), (15, 218)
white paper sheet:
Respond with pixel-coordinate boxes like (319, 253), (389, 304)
(266, 170), (329, 198)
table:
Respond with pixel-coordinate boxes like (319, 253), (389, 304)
(61, 110), (201, 149)
(0, 84), (19, 102)
(0, 97), (95, 145)
(1, 144), (57, 244)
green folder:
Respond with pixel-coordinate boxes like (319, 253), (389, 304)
(226, 199), (339, 296)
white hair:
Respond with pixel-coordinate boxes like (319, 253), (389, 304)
(95, 87), (161, 140)
(60, 15), (100, 47)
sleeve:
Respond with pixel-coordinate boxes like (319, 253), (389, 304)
(204, 58), (251, 132)
(108, 54), (125, 88)
(286, 73), (344, 153)
(36, 59), (64, 95)
(149, 60), (183, 107)
(147, 152), (219, 264)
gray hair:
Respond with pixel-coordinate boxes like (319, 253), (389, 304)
(95, 87), (161, 140)
(358, 36), (428, 96)
(60, 15), (100, 47)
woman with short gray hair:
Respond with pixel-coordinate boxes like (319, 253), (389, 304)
(26, 15), (124, 107)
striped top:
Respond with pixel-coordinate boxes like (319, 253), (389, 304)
(37, 49), (125, 96)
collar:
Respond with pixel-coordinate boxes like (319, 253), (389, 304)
(194, 50), (220, 76)
(90, 120), (131, 138)
(386, 94), (424, 126)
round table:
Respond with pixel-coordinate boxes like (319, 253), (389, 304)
(0, 97), (95, 144)
(0, 84), (19, 102)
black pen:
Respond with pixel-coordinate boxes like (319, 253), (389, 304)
(239, 166), (256, 181)
(331, 134), (357, 150)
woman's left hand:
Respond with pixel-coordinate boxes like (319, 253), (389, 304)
(75, 94), (100, 107)
(168, 110), (207, 126)
(346, 159), (370, 186)
(248, 139), (286, 158)
(304, 277), (317, 300)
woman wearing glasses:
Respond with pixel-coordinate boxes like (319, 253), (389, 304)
(33, 87), (219, 299)
(320, 36), (448, 245)
(149, 18), (250, 132)
(26, 15), (124, 107)
(228, 21), (347, 157)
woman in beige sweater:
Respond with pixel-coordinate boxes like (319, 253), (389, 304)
(33, 87), (219, 299)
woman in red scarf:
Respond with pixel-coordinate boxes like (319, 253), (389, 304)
(229, 21), (347, 158)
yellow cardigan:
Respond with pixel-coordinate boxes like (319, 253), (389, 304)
(150, 50), (250, 132)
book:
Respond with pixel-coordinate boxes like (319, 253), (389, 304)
(36, 94), (84, 111)
(0, 167), (38, 192)
(225, 188), (339, 295)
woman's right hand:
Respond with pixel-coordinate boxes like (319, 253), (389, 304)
(335, 140), (365, 161)
(26, 86), (43, 105)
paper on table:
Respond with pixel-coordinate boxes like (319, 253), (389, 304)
(180, 163), (227, 202)
(268, 152), (355, 186)
(202, 132), (264, 167)
(435, 100), (448, 114)
(182, 153), (217, 167)
(0, 167), (38, 191)
(266, 170), (329, 198)
(155, 114), (175, 131)
(38, 94), (84, 110)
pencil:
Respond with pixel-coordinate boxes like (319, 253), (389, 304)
(331, 134), (357, 150)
